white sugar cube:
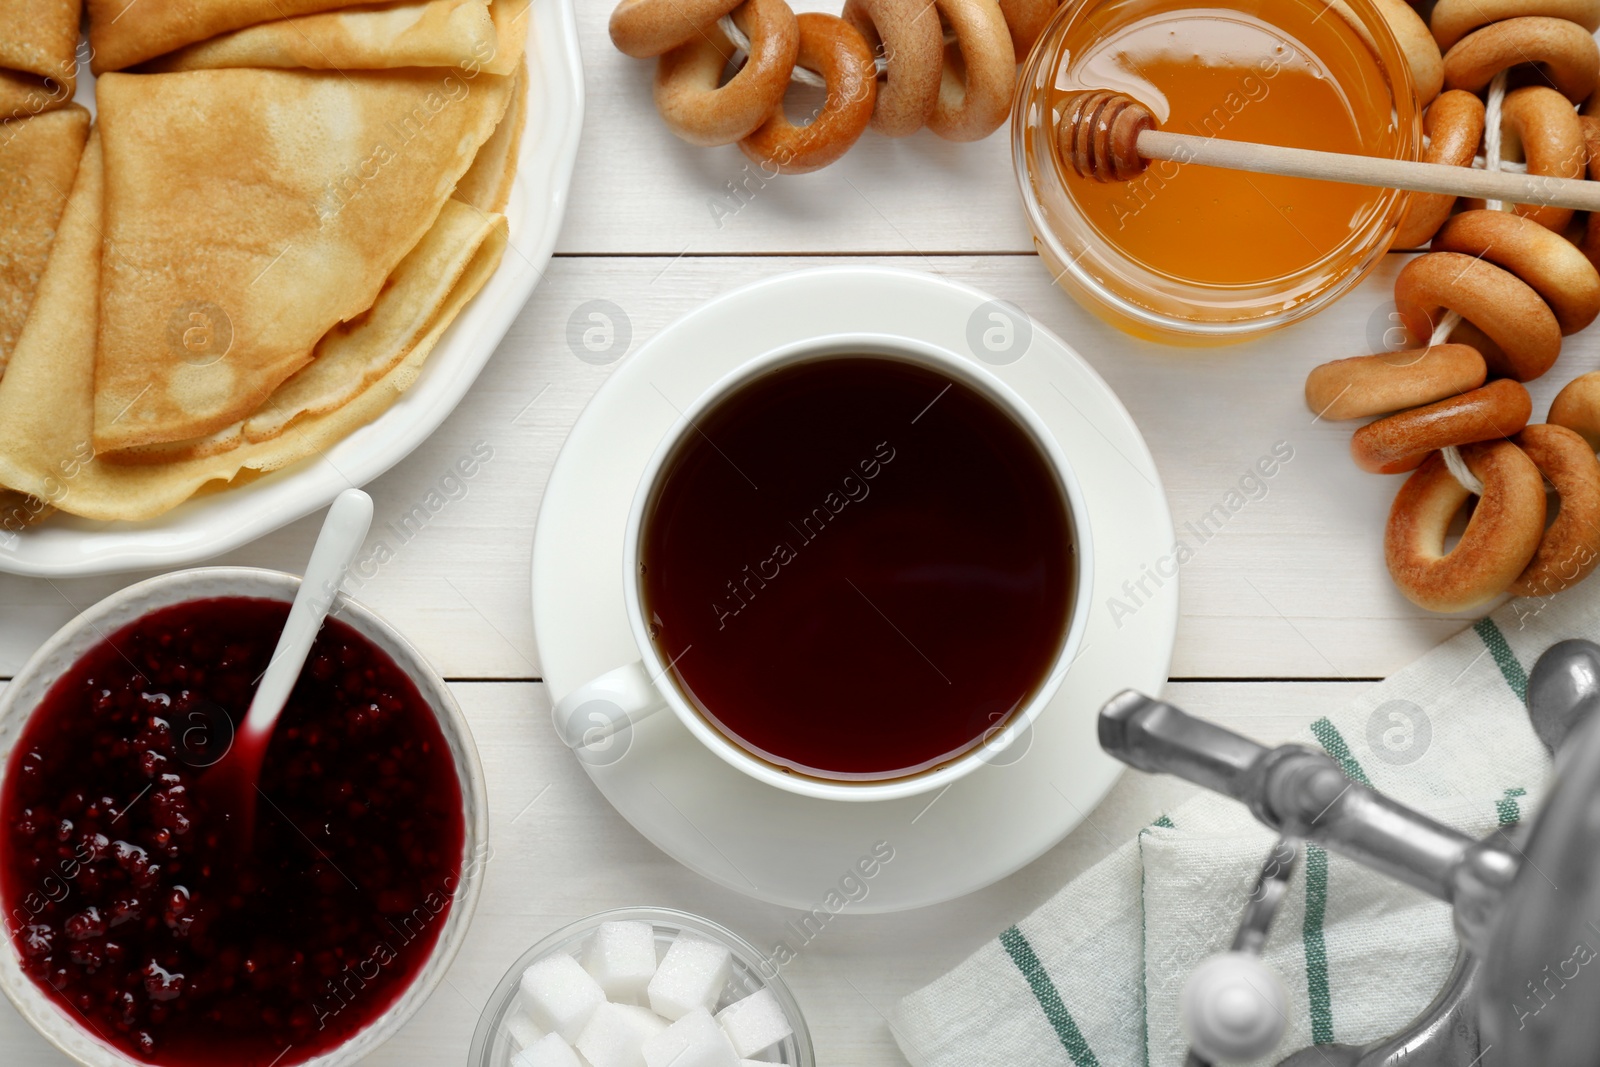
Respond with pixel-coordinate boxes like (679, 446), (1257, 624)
(505, 1010), (546, 1051)
(519, 954), (607, 1042)
(646, 937), (732, 1021)
(716, 989), (792, 1057)
(575, 1001), (670, 1067)
(642, 1008), (740, 1067)
(512, 1033), (582, 1067)
(586, 920), (658, 999)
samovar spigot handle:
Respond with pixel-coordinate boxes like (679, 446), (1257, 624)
(1099, 691), (1518, 952)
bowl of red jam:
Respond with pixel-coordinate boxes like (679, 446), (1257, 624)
(0, 567), (488, 1067)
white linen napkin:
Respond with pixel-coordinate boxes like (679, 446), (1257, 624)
(891, 591), (1574, 1066)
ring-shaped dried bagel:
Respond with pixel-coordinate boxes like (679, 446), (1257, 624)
(611, 0), (745, 58)
(1510, 423), (1600, 596)
(842, 0), (942, 137)
(1431, 0), (1600, 51)
(1580, 114), (1600, 271)
(1431, 210), (1600, 333)
(1304, 344), (1487, 421)
(1497, 85), (1586, 231)
(1549, 370), (1600, 450)
(927, 0), (1015, 142)
(1395, 91), (1486, 248)
(1445, 319), (1513, 376)
(1441, 17), (1600, 103)
(1385, 441), (1547, 612)
(997, 0), (1058, 62)
(739, 13), (877, 174)
(1370, 0), (1444, 104)
(1395, 251), (1562, 381)
(1351, 378), (1532, 474)
(653, 0), (799, 147)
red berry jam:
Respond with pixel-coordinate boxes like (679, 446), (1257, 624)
(1, 597), (466, 1065)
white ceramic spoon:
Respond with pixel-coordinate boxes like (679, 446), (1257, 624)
(208, 487), (374, 847)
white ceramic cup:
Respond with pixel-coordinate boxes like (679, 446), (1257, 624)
(551, 333), (1094, 802)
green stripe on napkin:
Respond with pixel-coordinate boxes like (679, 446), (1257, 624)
(999, 926), (1101, 1067)
(1137, 815), (1173, 1067)
(1303, 719), (1373, 1044)
(1310, 718), (1372, 787)
(1474, 618), (1528, 701)
(1301, 844), (1334, 1044)
(1497, 786), (1527, 826)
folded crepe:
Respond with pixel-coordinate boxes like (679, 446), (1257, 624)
(114, 198), (507, 462)
(455, 59), (525, 213)
(86, 0), (360, 72)
(0, 131), (509, 522)
(0, 69), (75, 122)
(0, 103), (90, 379)
(0, 0), (81, 109)
(149, 0), (528, 76)
(93, 67), (511, 457)
(0, 489), (53, 531)
(243, 198), (506, 442)
(485, 0), (531, 74)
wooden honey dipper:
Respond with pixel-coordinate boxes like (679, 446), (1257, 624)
(1059, 89), (1600, 212)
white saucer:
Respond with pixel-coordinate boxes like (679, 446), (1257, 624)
(530, 267), (1177, 912)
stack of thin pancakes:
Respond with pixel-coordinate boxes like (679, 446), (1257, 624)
(0, 0), (530, 530)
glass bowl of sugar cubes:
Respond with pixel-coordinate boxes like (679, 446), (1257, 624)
(468, 906), (815, 1067)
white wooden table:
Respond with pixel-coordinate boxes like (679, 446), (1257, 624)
(5, 4), (1594, 1064)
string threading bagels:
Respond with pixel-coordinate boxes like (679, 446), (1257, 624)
(1308, 38), (1600, 612)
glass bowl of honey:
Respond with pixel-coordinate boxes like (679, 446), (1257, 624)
(1013, 0), (1421, 342)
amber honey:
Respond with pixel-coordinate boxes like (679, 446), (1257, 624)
(1014, 0), (1418, 340)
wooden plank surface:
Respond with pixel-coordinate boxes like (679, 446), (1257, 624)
(3, 4), (1589, 1063)
(0, 680), (1373, 1066)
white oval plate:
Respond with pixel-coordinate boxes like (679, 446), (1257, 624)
(530, 267), (1179, 912)
(0, 0), (584, 577)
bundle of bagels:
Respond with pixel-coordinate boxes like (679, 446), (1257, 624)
(609, 0), (1060, 172)
(0, 0), (529, 531)
(1306, 0), (1600, 612)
